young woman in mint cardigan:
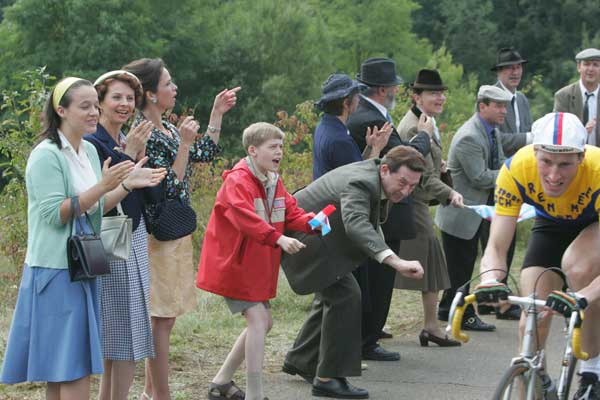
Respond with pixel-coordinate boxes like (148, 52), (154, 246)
(0, 78), (165, 400)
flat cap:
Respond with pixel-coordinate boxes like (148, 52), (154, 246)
(477, 85), (512, 103)
(575, 48), (600, 61)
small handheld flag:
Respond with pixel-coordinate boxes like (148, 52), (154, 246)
(467, 203), (536, 223)
(309, 204), (336, 236)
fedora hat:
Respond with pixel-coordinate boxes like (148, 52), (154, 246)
(491, 47), (528, 71)
(411, 69), (447, 91)
(356, 57), (403, 87)
(315, 73), (365, 110)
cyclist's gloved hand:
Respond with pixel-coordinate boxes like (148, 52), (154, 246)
(473, 280), (511, 304)
(545, 290), (587, 318)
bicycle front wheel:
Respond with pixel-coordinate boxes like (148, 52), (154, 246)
(493, 363), (536, 400)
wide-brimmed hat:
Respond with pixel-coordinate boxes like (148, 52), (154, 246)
(532, 112), (586, 153)
(315, 74), (365, 110)
(411, 69), (447, 91)
(491, 48), (528, 71)
(356, 58), (403, 87)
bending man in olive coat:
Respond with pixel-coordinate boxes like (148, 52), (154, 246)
(281, 146), (426, 399)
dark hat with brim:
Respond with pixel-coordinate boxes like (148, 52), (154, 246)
(356, 57), (403, 87)
(491, 47), (528, 71)
(411, 69), (447, 91)
(315, 73), (365, 110)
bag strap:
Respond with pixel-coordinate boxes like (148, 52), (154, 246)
(70, 196), (98, 236)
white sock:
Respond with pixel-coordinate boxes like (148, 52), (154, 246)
(580, 355), (600, 376)
(245, 371), (263, 400)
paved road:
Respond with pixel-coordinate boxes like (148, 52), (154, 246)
(263, 318), (571, 399)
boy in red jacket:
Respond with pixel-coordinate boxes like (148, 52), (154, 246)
(197, 122), (315, 400)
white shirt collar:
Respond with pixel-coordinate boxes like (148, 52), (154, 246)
(579, 79), (600, 98)
(361, 94), (390, 120)
(497, 80), (517, 96)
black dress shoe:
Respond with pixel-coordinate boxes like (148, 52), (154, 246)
(496, 304), (521, 320)
(312, 377), (369, 399)
(282, 362), (314, 384)
(462, 315), (496, 331)
(378, 330), (393, 339)
(362, 345), (400, 361)
(418, 329), (461, 347)
(477, 304), (496, 315)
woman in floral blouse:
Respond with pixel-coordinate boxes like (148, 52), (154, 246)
(123, 58), (239, 400)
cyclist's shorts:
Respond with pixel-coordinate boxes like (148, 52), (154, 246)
(522, 216), (596, 279)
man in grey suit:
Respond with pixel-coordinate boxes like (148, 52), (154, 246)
(493, 47), (533, 157)
(554, 48), (600, 145)
(281, 146), (425, 399)
(435, 85), (512, 331)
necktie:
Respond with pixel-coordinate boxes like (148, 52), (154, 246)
(511, 96), (516, 109)
(385, 111), (393, 124)
(489, 129), (499, 170)
(583, 92), (593, 125)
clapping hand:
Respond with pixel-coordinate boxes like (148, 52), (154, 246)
(417, 113), (434, 136)
(124, 120), (153, 161)
(122, 156), (167, 190)
(179, 116), (201, 146)
(365, 122), (392, 155)
(213, 86), (242, 115)
(100, 157), (134, 192)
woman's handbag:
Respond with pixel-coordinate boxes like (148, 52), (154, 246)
(151, 198), (197, 241)
(147, 181), (197, 241)
(101, 202), (133, 261)
(67, 196), (110, 281)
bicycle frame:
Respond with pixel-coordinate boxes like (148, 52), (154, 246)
(448, 293), (588, 400)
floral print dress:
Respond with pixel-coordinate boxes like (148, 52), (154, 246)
(133, 112), (221, 317)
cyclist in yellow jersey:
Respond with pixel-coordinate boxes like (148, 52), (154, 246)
(478, 112), (600, 399)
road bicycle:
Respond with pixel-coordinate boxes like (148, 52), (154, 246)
(447, 289), (588, 400)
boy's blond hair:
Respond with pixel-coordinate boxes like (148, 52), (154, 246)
(242, 122), (285, 152)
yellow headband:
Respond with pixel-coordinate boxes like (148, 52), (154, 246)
(93, 70), (141, 87)
(52, 77), (84, 112)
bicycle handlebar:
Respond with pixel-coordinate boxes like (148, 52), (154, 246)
(571, 310), (589, 361)
(450, 294), (476, 343)
(448, 291), (589, 360)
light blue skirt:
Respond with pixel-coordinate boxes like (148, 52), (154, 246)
(0, 265), (103, 383)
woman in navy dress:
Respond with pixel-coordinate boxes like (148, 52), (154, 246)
(84, 70), (157, 400)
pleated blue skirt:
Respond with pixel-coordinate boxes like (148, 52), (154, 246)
(0, 265), (104, 383)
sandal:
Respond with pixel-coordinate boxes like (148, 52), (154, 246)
(208, 380), (245, 399)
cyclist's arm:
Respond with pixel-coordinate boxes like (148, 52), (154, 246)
(480, 214), (518, 282)
(577, 276), (600, 305)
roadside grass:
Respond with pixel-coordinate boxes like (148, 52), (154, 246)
(0, 221), (531, 399)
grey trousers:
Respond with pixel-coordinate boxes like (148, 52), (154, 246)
(285, 273), (362, 378)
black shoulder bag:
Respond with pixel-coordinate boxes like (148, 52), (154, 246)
(67, 196), (110, 281)
(148, 181), (197, 241)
